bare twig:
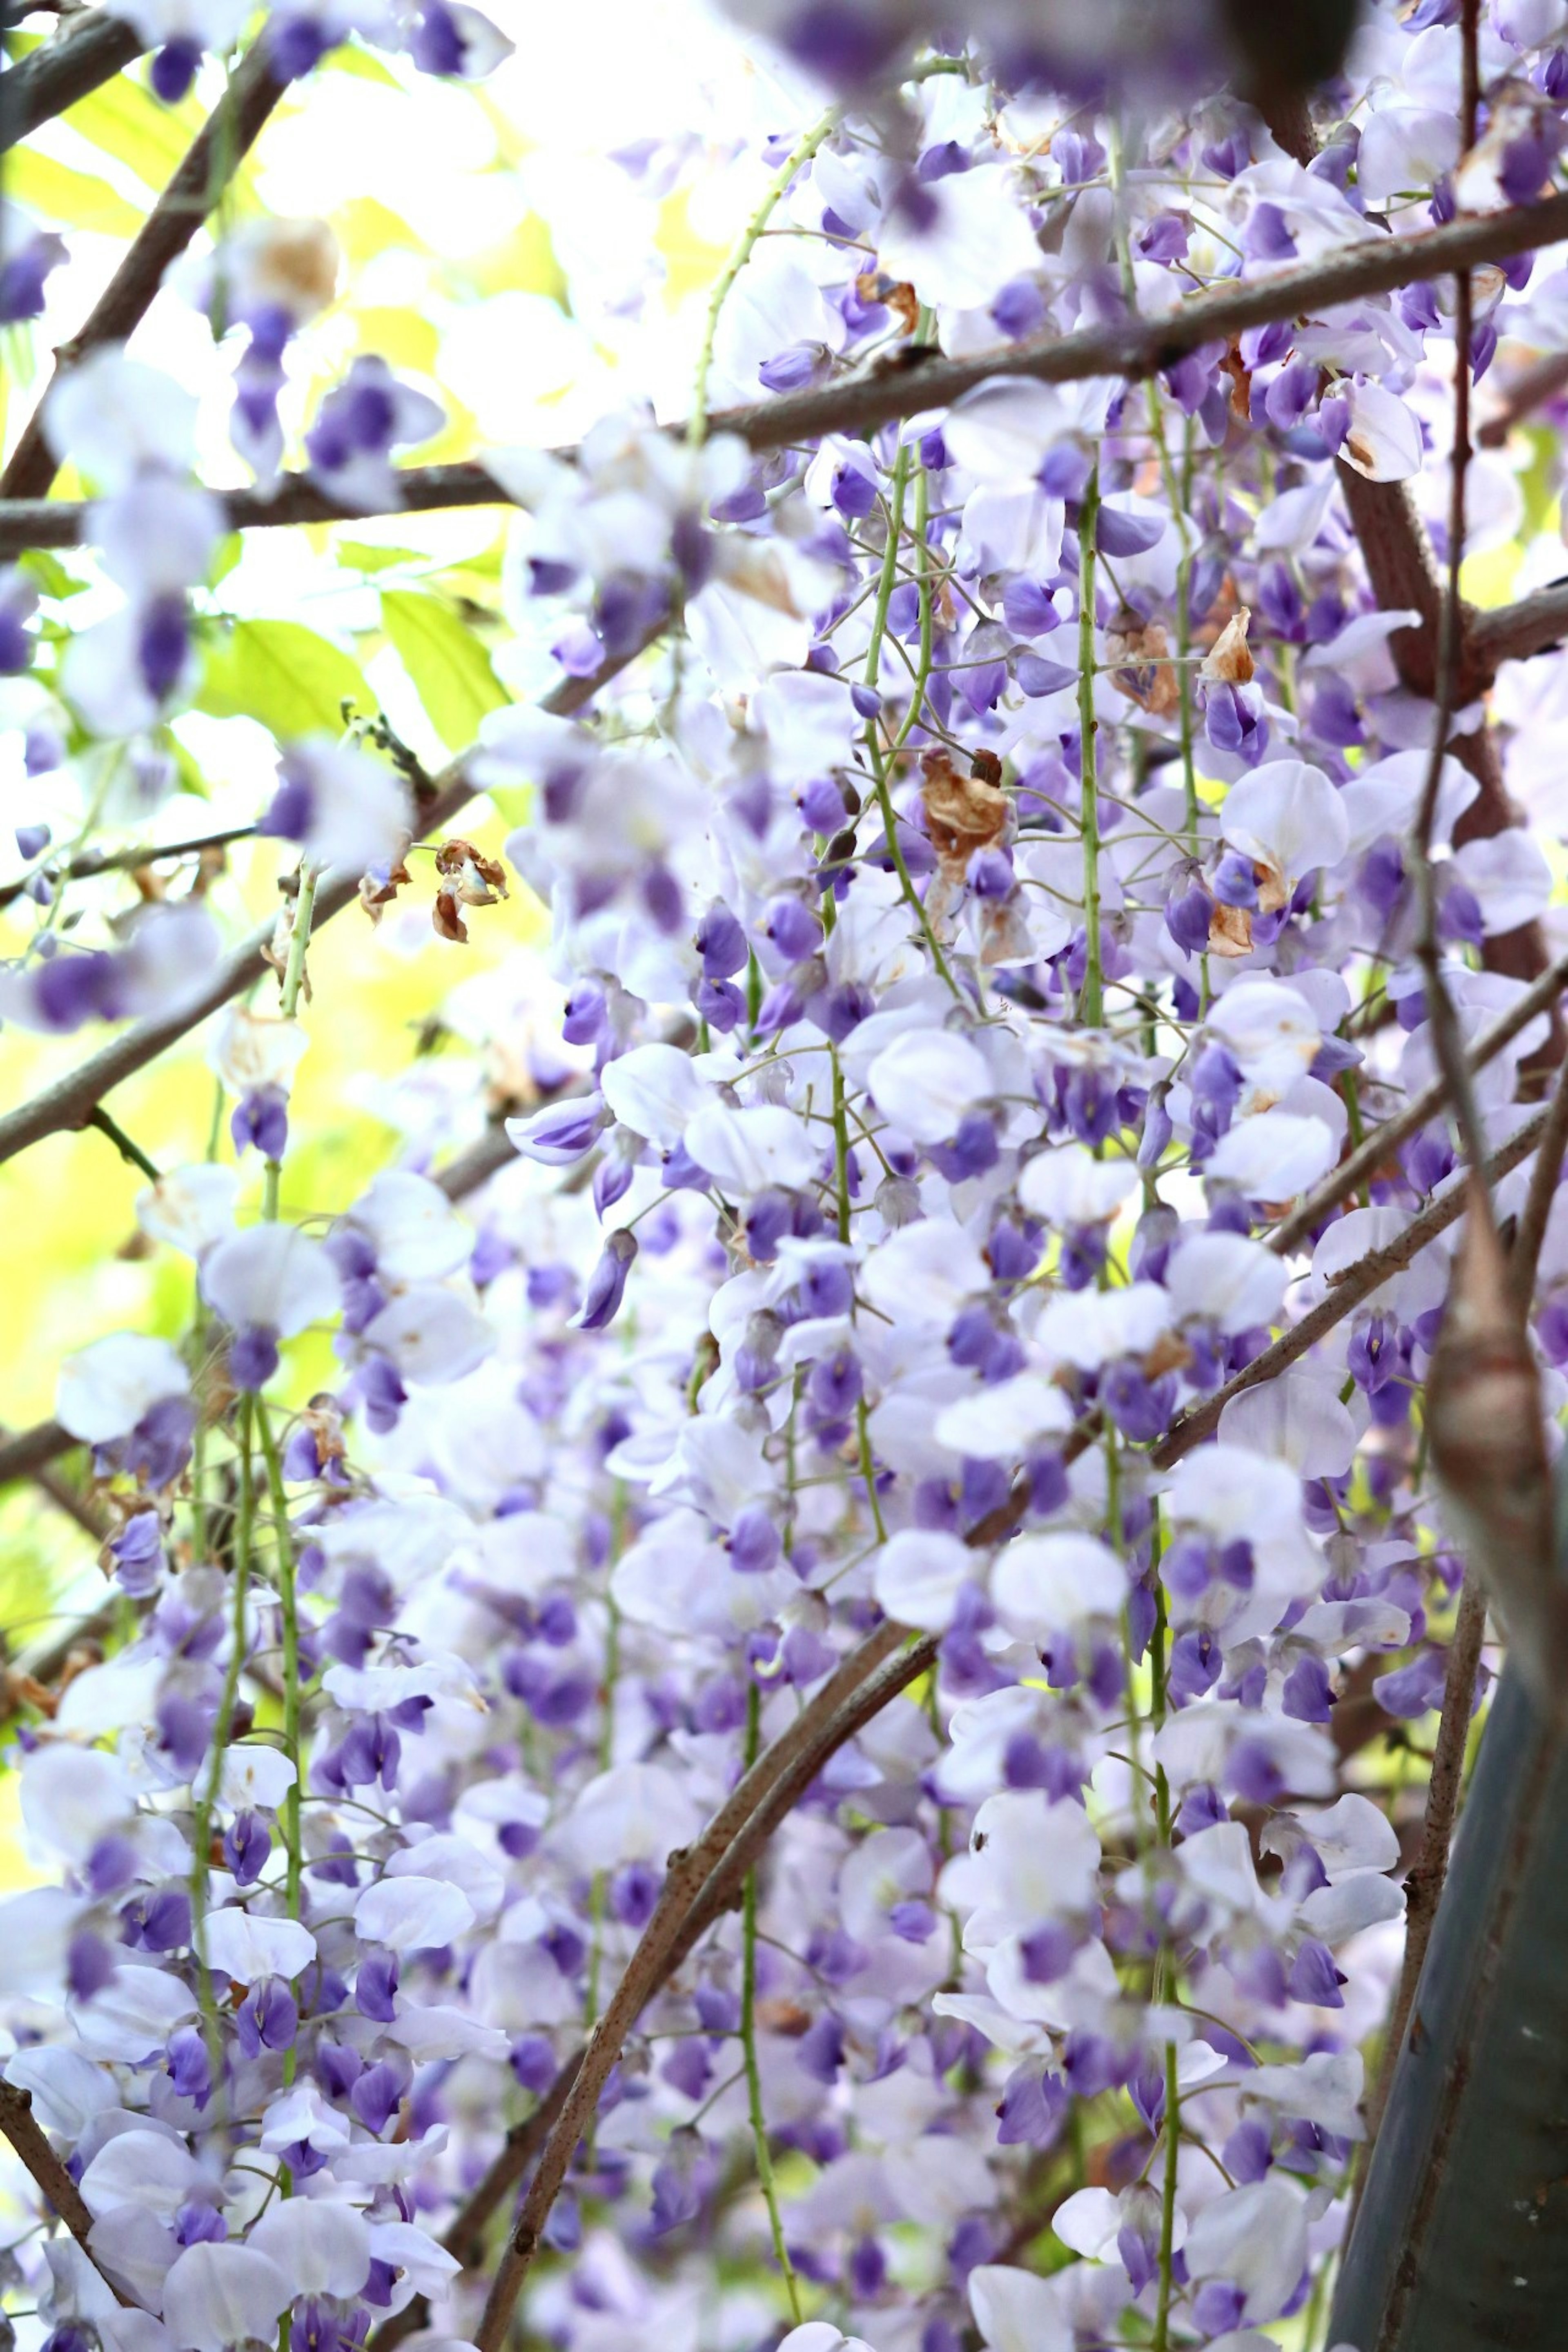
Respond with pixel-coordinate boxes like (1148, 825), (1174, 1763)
(0, 824), (256, 911)
(1149, 1102), (1555, 1470)
(1508, 1049), (1568, 1306)
(0, 1419), (76, 1487)
(0, 8), (143, 154)
(0, 40), (285, 502)
(366, 2055), (584, 2352)
(1406, 9), (1491, 1193)
(1267, 949), (1568, 1259)
(0, 2081), (130, 2299)
(1466, 576), (1568, 670)
(474, 1624), (936, 2351)
(1361, 1573), (1488, 2155)
(1476, 347), (1568, 447)
(0, 635), (651, 1169)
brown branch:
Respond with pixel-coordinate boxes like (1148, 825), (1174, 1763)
(7, 196), (1568, 560)
(473, 1624), (936, 2352)
(1361, 1573), (1488, 2156)
(1465, 578), (1568, 671)
(366, 2054), (584, 2352)
(1267, 949), (1568, 1258)
(0, 2081), (129, 2298)
(1149, 1100), (1553, 1470)
(432, 1120), (528, 1205)
(1508, 1047), (1568, 1306)
(1476, 347), (1568, 448)
(0, 9), (144, 154)
(0, 1419), (76, 1487)
(0, 635), (649, 1170)
(0, 824), (257, 911)
(0, 40), (285, 503)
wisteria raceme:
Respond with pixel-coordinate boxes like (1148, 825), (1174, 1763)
(8, 2), (1568, 2350)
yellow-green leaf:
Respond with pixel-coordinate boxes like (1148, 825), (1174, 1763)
(196, 619), (372, 742)
(7, 150), (145, 239)
(380, 590), (509, 753)
(335, 541), (427, 574)
(64, 70), (204, 189)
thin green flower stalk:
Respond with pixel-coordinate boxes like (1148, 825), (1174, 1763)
(189, 1392), (255, 2106)
(861, 440), (958, 993)
(261, 861), (318, 1222)
(691, 104), (841, 448)
(742, 1682), (804, 2322)
(1077, 465), (1104, 1027)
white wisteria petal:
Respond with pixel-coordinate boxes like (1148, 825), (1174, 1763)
(161, 2243), (292, 2352)
(362, 1286), (493, 1383)
(1182, 2180), (1310, 2322)
(933, 1374), (1073, 1460)
(564, 1763), (702, 1867)
(136, 1166), (242, 1258)
(1166, 1231), (1287, 1334)
(1206, 1112), (1338, 1197)
(200, 1226), (340, 1339)
(56, 1334), (188, 1444)
(1451, 830), (1554, 935)
(248, 2202), (372, 2299)
(354, 1875), (476, 1952)
(1221, 760), (1350, 897)
(1205, 980), (1323, 1095)
(991, 1532), (1129, 1638)
(685, 1102), (818, 1194)
(1017, 1147), (1139, 1227)
(1034, 1282), (1173, 1370)
(877, 165), (1044, 311)
(1219, 1369), (1358, 1479)
(861, 1220), (989, 1330)
(969, 2262), (1074, 2352)
(203, 1910), (316, 1984)
(21, 1744), (136, 1864)
(1051, 2185), (1121, 2258)
(873, 1529), (973, 1631)
(1340, 380), (1424, 481)
(345, 1172), (472, 1281)
(601, 1042), (710, 1147)
(869, 1028), (993, 1145)
(217, 1747), (297, 1812)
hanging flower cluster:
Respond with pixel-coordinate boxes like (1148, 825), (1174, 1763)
(7, 5), (1568, 2352)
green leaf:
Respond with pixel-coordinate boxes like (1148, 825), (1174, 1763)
(196, 620), (372, 742)
(19, 550), (89, 601)
(6, 150), (145, 238)
(335, 541), (427, 575)
(380, 590), (509, 753)
(63, 70), (203, 190)
(326, 38), (405, 84)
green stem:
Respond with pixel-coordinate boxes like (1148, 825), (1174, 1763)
(190, 1393), (255, 2103)
(1153, 2037), (1181, 2352)
(86, 1105), (161, 1184)
(830, 1045), (853, 1244)
(1077, 467), (1103, 1028)
(692, 106), (840, 446)
(741, 1683), (802, 2321)
(862, 441), (957, 993)
(262, 864), (318, 1221)
(254, 1405), (301, 1922)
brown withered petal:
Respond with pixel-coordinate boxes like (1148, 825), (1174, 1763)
(433, 888), (470, 944)
(1104, 617), (1181, 715)
(1207, 901), (1254, 958)
(921, 748), (1010, 878)
(1219, 341), (1252, 422)
(1200, 606), (1255, 686)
